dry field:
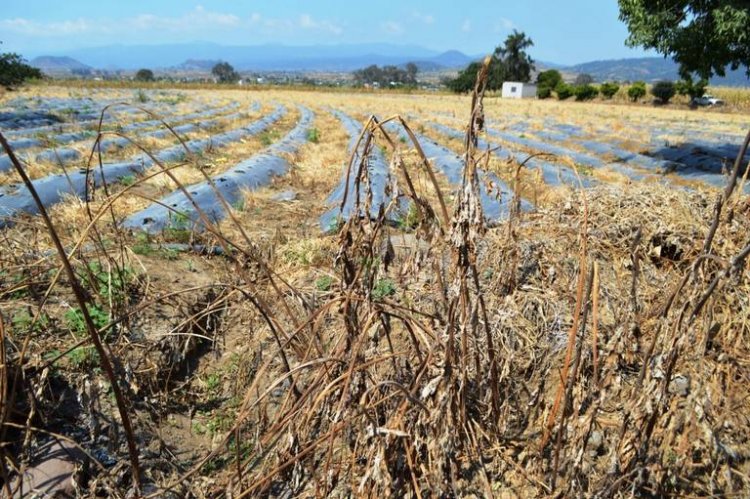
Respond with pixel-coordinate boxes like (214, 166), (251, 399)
(0, 75), (749, 497)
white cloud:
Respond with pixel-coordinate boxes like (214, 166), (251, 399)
(411, 11), (435, 25)
(298, 14), (344, 35)
(381, 20), (404, 35)
(494, 17), (516, 32)
(0, 8), (344, 39)
(461, 19), (472, 33)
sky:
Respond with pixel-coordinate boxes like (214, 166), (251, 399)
(0, 0), (654, 65)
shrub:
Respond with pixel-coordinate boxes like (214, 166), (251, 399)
(537, 86), (552, 99)
(555, 82), (574, 100)
(135, 69), (154, 82)
(306, 128), (320, 143)
(627, 81), (647, 102)
(600, 82), (620, 99)
(573, 84), (599, 101)
(675, 77), (708, 100)
(651, 80), (676, 104)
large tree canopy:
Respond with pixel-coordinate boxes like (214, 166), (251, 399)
(212, 62), (239, 83)
(618, 1), (750, 79)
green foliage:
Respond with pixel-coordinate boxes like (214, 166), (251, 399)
(77, 261), (135, 303)
(352, 62), (418, 87)
(64, 304), (109, 338)
(67, 346), (99, 369)
(627, 81), (647, 102)
(397, 202), (420, 230)
(651, 80), (676, 104)
(120, 175), (136, 186)
(135, 69), (155, 82)
(11, 310), (49, 336)
(315, 275), (333, 292)
(573, 84), (599, 101)
(372, 278), (397, 300)
(555, 82), (574, 100)
(536, 69), (562, 98)
(675, 76), (708, 100)
(600, 82), (621, 99)
(0, 53), (43, 89)
(211, 62), (239, 83)
(259, 129), (281, 147)
(306, 127), (320, 143)
(618, 0), (750, 80)
(446, 31), (534, 93)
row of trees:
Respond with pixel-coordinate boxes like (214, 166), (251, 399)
(352, 63), (419, 87)
(445, 30), (535, 93)
(135, 62), (240, 83)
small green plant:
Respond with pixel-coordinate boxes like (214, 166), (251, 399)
(372, 278), (397, 300)
(205, 373), (222, 392)
(259, 130), (281, 146)
(136, 89), (150, 103)
(77, 261), (135, 303)
(64, 304), (109, 338)
(120, 175), (136, 186)
(397, 202), (420, 230)
(67, 346), (99, 369)
(315, 275), (333, 292)
(306, 127), (320, 143)
(11, 310), (49, 335)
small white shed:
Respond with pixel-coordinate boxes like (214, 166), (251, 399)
(502, 81), (537, 99)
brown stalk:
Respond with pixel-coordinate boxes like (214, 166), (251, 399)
(0, 132), (142, 494)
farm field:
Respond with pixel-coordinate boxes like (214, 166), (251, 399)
(1, 84), (749, 496)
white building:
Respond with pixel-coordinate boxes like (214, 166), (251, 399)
(502, 82), (537, 99)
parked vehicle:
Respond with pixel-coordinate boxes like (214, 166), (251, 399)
(692, 95), (725, 106)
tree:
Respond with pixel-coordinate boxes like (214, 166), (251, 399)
(600, 82), (620, 99)
(618, 1), (750, 80)
(446, 31), (534, 93)
(575, 73), (594, 85)
(675, 76), (708, 100)
(444, 62), (482, 93)
(537, 69), (562, 89)
(405, 62), (419, 85)
(135, 69), (154, 82)
(0, 52), (43, 90)
(493, 30), (535, 83)
(353, 63), (418, 88)
(212, 62), (239, 83)
(627, 81), (647, 102)
(651, 80), (676, 104)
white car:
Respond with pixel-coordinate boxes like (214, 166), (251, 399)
(692, 95), (725, 106)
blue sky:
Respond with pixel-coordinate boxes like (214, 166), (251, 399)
(1, 1), (654, 64)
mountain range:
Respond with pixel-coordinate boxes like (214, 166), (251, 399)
(29, 42), (749, 87)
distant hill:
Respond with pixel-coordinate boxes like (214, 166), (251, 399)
(30, 56), (91, 74)
(175, 59), (222, 71)
(568, 57), (750, 87)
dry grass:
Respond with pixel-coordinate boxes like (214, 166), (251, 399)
(0, 78), (749, 497)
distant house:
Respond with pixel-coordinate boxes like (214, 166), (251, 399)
(502, 82), (537, 99)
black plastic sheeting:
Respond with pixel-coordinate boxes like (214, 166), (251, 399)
(123, 106), (313, 233)
(319, 110), (407, 232)
(384, 122), (532, 223)
(429, 122), (594, 189)
(0, 103), (244, 173)
(0, 105), (286, 227)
